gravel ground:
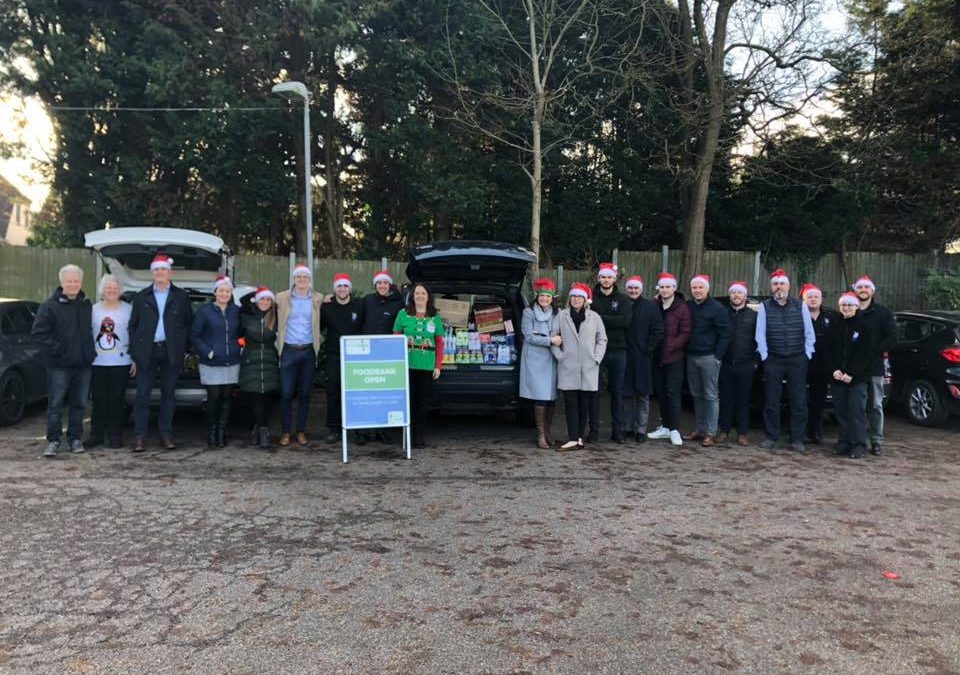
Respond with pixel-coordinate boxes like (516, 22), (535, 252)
(1, 397), (959, 675)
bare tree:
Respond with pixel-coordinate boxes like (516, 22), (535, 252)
(661, 0), (838, 277)
(441, 0), (649, 269)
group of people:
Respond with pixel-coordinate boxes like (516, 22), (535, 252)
(518, 265), (896, 459)
(32, 254), (895, 461)
(31, 255), (443, 456)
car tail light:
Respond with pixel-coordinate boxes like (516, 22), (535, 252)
(940, 346), (960, 364)
(949, 384), (960, 399)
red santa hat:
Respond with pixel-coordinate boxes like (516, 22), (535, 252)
(799, 283), (821, 299)
(769, 268), (789, 285)
(372, 269), (393, 285)
(213, 275), (233, 291)
(150, 254), (174, 271)
(597, 262), (618, 279)
(838, 292), (860, 307)
(533, 278), (557, 296)
(624, 275), (644, 291)
(727, 281), (748, 295)
(568, 282), (592, 301)
(852, 274), (876, 291)
(690, 273), (711, 290)
(332, 273), (352, 289)
(254, 286), (275, 302)
(291, 264), (312, 280)
(656, 272), (678, 288)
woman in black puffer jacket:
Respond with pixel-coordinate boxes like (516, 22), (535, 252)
(239, 287), (281, 450)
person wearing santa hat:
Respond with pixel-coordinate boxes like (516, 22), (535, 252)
(685, 273), (729, 447)
(717, 282), (757, 447)
(755, 268), (815, 453)
(128, 253), (194, 452)
(827, 292), (877, 459)
(551, 283), (608, 450)
(589, 262), (633, 443)
(852, 274), (896, 455)
(320, 273), (365, 444)
(191, 276), (242, 448)
(239, 287), (281, 450)
(275, 263), (324, 447)
(622, 276), (664, 443)
(800, 283), (837, 445)
(520, 278), (562, 449)
(359, 269), (405, 444)
(647, 272), (691, 446)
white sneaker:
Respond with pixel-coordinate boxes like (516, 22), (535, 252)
(647, 426), (671, 440)
(670, 430), (683, 446)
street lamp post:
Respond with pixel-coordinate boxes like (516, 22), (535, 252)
(272, 81), (313, 273)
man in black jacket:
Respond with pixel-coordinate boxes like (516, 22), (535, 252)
(854, 274), (897, 455)
(717, 282), (757, 446)
(32, 264), (96, 457)
(360, 270), (404, 443)
(128, 254), (194, 452)
(590, 262), (633, 443)
(321, 273), (365, 443)
(685, 274), (730, 447)
(801, 283), (838, 444)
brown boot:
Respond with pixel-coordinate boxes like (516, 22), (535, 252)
(543, 406), (555, 446)
(534, 406), (549, 449)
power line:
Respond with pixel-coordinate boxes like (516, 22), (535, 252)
(46, 105), (285, 112)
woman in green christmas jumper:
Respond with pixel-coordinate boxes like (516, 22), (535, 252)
(393, 282), (444, 448)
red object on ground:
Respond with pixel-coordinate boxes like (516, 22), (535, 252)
(883, 571), (901, 580)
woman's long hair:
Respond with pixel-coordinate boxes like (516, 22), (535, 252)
(405, 282), (437, 317)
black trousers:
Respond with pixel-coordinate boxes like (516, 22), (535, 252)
(563, 389), (595, 441)
(409, 369), (434, 426)
(326, 354), (342, 431)
(807, 368), (830, 440)
(589, 349), (627, 436)
(762, 354), (808, 443)
(652, 360), (684, 431)
(718, 361), (754, 435)
(90, 365), (130, 441)
(246, 391), (274, 428)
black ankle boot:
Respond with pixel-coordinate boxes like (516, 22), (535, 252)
(215, 424), (227, 448)
(259, 427), (273, 451)
(249, 425), (260, 446)
(206, 426), (217, 448)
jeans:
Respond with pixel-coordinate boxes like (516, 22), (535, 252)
(90, 365), (131, 441)
(325, 353), (342, 432)
(719, 361), (754, 436)
(652, 360), (684, 431)
(624, 395), (650, 434)
(46, 366), (92, 443)
(589, 349), (627, 436)
(762, 354), (808, 443)
(687, 354), (721, 435)
(807, 368), (830, 441)
(834, 381), (868, 452)
(563, 389), (595, 441)
(867, 376), (885, 446)
(134, 346), (182, 438)
(280, 347), (317, 433)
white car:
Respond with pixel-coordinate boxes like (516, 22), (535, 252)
(85, 227), (256, 407)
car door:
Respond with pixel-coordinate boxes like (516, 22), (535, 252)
(891, 316), (933, 396)
(0, 303), (46, 401)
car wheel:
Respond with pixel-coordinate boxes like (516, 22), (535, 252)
(0, 370), (27, 426)
(905, 379), (949, 427)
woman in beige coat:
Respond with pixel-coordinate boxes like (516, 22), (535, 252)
(551, 283), (608, 450)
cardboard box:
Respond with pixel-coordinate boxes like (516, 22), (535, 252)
(474, 306), (505, 333)
(435, 298), (471, 328)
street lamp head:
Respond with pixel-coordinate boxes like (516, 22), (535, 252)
(271, 81), (310, 102)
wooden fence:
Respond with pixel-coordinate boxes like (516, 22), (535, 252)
(1, 245), (953, 310)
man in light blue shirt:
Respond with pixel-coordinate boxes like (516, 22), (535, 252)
(755, 268), (815, 454)
(153, 283), (169, 342)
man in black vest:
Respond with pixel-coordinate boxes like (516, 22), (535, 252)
(590, 262), (633, 443)
(128, 254), (194, 452)
(755, 269), (815, 453)
(717, 281), (757, 446)
(853, 274), (897, 455)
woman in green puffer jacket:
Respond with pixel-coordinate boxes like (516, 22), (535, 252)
(239, 287), (281, 449)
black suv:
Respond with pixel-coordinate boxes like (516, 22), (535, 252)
(405, 241), (535, 420)
(890, 310), (960, 426)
